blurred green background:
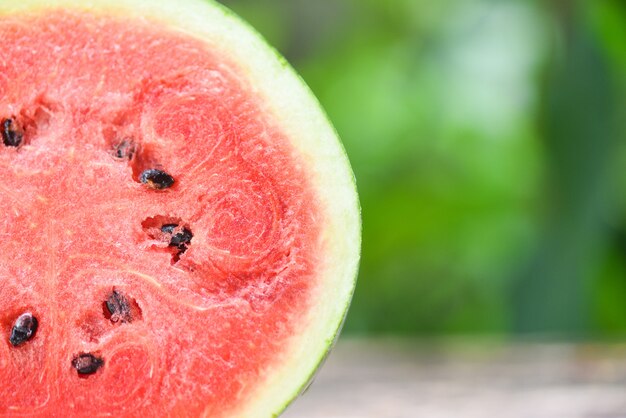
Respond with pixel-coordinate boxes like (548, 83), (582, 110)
(218, 0), (626, 338)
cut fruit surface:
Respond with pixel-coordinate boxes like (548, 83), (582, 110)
(0, 1), (360, 417)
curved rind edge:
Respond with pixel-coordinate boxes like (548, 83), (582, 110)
(0, 1), (361, 417)
(198, 3), (361, 417)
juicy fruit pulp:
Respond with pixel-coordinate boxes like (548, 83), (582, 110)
(0, 2), (359, 417)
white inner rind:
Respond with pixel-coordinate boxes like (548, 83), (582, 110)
(0, 0), (361, 417)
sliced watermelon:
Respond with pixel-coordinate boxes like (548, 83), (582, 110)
(0, 0), (360, 416)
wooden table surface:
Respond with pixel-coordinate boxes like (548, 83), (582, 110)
(282, 338), (626, 418)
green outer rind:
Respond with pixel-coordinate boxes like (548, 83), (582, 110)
(0, 1), (361, 417)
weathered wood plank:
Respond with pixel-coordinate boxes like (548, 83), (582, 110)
(283, 338), (626, 418)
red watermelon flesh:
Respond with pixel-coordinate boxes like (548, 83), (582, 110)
(0, 10), (330, 417)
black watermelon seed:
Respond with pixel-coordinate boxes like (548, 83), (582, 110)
(1, 118), (23, 147)
(160, 223), (178, 234)
(105, 290), (132, 323)
(160, 224), (193, 262)
(113, 139), (136, 160)
(72, 353), (104, 375)
(139, 169), (175, 190)
(9, 312), (38, 347)
(169, 228), (193, 252)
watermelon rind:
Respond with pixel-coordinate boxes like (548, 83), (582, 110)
(0, 0), (361, 417)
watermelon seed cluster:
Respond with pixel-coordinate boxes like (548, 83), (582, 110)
(1, 117), (23, 147)
(9, 312), (38, 347)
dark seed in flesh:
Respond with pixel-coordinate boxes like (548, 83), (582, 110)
(113, 139), (136, 160)
(139, 169), (175, 190)
(160, 223), (178, 234)
(160, 223), (193, 262)
(1, 118), (23, 147)
(9, 312), (38, 347)
(105, 290), (132, 323)
(72, 353), (104, 375)
(169, 228), (193, 251)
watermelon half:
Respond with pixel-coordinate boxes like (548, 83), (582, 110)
(0, 0), (360, 416)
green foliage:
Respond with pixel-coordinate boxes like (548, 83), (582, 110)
(221, 0), (626, 337)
